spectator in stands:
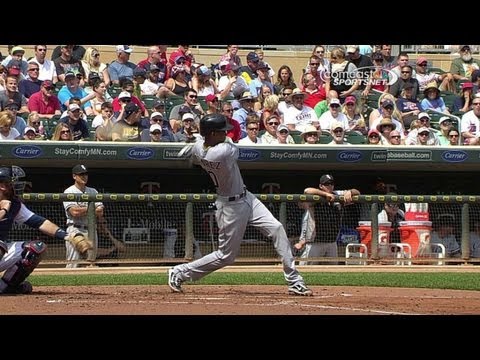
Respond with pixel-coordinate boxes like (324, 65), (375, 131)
(168, 45), (195, 74)
(27, 112), (46, 140)
(0, 75), (29, 114)
(260, 114), (281, 144)
(108, 45), (137, 85)
(111, 79), (148, 117)
(447, 127), (460, 146)
(60, 103), (90, 140)
(453, 82), (474, 113)
(342, 95), (366, 135)
(389, 65), (420, 99)
(437, 116), (453, 146)
(168, 88), (204, 132)
(302, 72), (326, 110)
(319, 98), (348, 133)
(233, 91), (255, 138)
(472, 70), (480, 94)
(276, 124), (295, 144)
(0, 110), (21, 140)
(346, 45), (373, 94)
(255, 48), (275, 83)
(327, 122), (350, 145)
(30, 45), (57, 83)
(57, 71), (94, 114)
(220, 102), (240, 143)
(164, 65), (191, 97)
(140, 111), (176, 142)
(137, 46), (166, 74)
(300, 124), (320, 144)
(18, 62), (42, 99)
(6, 60), (24, 81)
(431, 213), (460, 258)
(4, 102), (26, 136)
(238, 114), (261, 145)
(175, 113), (200, 143)
(0, 65), (7, 91)
(238, 52), (260, 85)
(89, 80), (110, 116)
(367, 128), (381, 145)
(259, 94), (280, 131)
(219, 45), (242, 68)
(1, 46), (28, 76)
(414, 56), (454, 93)
(51, 45), (85, 62)
(304, 46), (330, 77)
(379, 45), (395, 70)
(299, 174), (360, 264)
(217, 63), (247, 100)
(389, 130), (402, 145)
(407, 126), (440, 146)
(460, 94), (480, 145)
(28, 80), (61, 119)
(23, 126), (36, 141)
(450, 45), (480, 83)
(284, 88), (319, 133)
(205, 94), (219, 114)
(111, 102), (143, 142)
(274, 65), (297, 95)
(314, 89), (339, 118)
(328, 47), (359, 101)
(93, 102), (115, 141)
(249, 62), (274, 99)
(396, 82), (423, 128)
(277, 85), (294, 117)
(51, 122), (73, 141)
(81, 47), (110, 88)
(253, 84), (272, 113)
(369, 93), (403, 131)
(53, 45), (86, 84)
(376, 117), (396, 145)
(192, 65), (217, 97)
(145, 124), (164, 142)
(363, 51), (390, 95)
(420, 82), (450, 114)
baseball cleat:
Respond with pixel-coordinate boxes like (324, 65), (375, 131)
(168, 268), (183, 293)
(2, 281), (33, 295)
(288, 283), (313, 296)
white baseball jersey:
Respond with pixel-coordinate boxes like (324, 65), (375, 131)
(63, 185), (103, 227)
(192, 138), (245, 197)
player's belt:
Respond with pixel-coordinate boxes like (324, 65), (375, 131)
(227, 191), (246, 202)
(67, 224), (88, 230)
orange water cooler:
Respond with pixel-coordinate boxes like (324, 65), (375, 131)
(399, 221), (432, 257)
(357, 221), (393, 254)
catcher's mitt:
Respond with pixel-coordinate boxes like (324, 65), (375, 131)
(67, 233), (93, 254)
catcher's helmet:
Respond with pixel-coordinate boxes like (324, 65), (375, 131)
(200, 114), (233, 136)
(0, 166), (13, 182)
(0, 165), (26, 195)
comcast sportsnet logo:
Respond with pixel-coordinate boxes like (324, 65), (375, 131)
(320, 66), (398, 88)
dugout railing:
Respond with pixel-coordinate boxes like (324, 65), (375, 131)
(13, 193), (480, 267)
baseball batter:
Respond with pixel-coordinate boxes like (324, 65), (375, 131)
(168, 113), (312, 296)
(0, 165), (89, 294)
(63, 164), (104, 268)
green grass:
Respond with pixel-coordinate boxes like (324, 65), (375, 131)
(29, 272), (480, 291)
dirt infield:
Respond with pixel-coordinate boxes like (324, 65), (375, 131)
(3, 266), (480, 315)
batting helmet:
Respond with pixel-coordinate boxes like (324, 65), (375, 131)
(200, 114), (233, 136)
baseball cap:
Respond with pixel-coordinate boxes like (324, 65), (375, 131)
(277, 124), (289, 133)
(7, 60), (21, 76)
(439, 116), (451, 125)
(418, 126), (430, 133)
(174, 55), (186, 64)
(24, 126), (35, 135)
(133, 67), (147, 78)
(64, 70), (77, 79)
(368, 128), (380, 137)
(320, 174), (334, 185)
(219, 60), (229, 68)
(149, 124), (162, 133)
(153, 99), (165, 108)
(124, 102), (140, 117)
(345, 95), (356, 105)
(372, 52), (383, 61)
(205, 94), (217, 102)
(418, 112), (431, 120)
(68, 103), (81, 111)
(329, 98), (341, 106)
(461, 82), (473, 90)
(330, 121), (344, 131)
(72, 164), (88, 174)
(197, 65), (211, 76)
(182, 113), (194, 121)
(150, 112), (163, 120)
(178, 105), (191, 115)
(118, 91), (131, 100)
(416, 56), (428, 65)
(246, 52), (259, 62)
(5, 102), (20, 110)
(116, 45), (133, 54)
(88, 72), (101, 81)
(11, 46), (25, 55)
(459, 45), (471, 52)
(346, 45), (358, 53)
(382, 99), (394, 108)
(256, 61), (270, 70)
(149, 64), (161, 73)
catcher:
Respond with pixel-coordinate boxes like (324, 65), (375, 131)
(63, 165), (105, 268)
(0, 165), (91, 294)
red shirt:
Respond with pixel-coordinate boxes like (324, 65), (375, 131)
(27, 91), (61, 114)
(226, 117), (241, 143)
(112, 95), (146, 113)
(303, 87), (326, 109)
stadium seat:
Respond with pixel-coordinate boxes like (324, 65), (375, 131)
(289, 130), (303, 144)
(318, 130), (333, 144)
(345, 132), (367, 144)
(141, 95), (158, 111)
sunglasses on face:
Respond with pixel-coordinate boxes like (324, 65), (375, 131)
(449, 134), (459, 138)
(391, 135), (401, 139)
(369, 135), (379, 139)
(188, 95), (198, 99)
(268, 122), (279, 126)
(279, 130), (289, 134)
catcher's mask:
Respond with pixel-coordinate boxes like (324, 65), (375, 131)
(0, 165), (27, 196)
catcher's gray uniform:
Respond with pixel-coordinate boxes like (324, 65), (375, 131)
(171, 138), (308, 288)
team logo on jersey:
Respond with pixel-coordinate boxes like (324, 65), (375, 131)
(337, 151), (362, 162)
(441, 150), (467, 162)
(239, 148), (261, 161)
(126, 147), (154, 160)
(12, 145), (43, 158)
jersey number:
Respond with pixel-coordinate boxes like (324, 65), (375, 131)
(207, 171), (219, 188)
